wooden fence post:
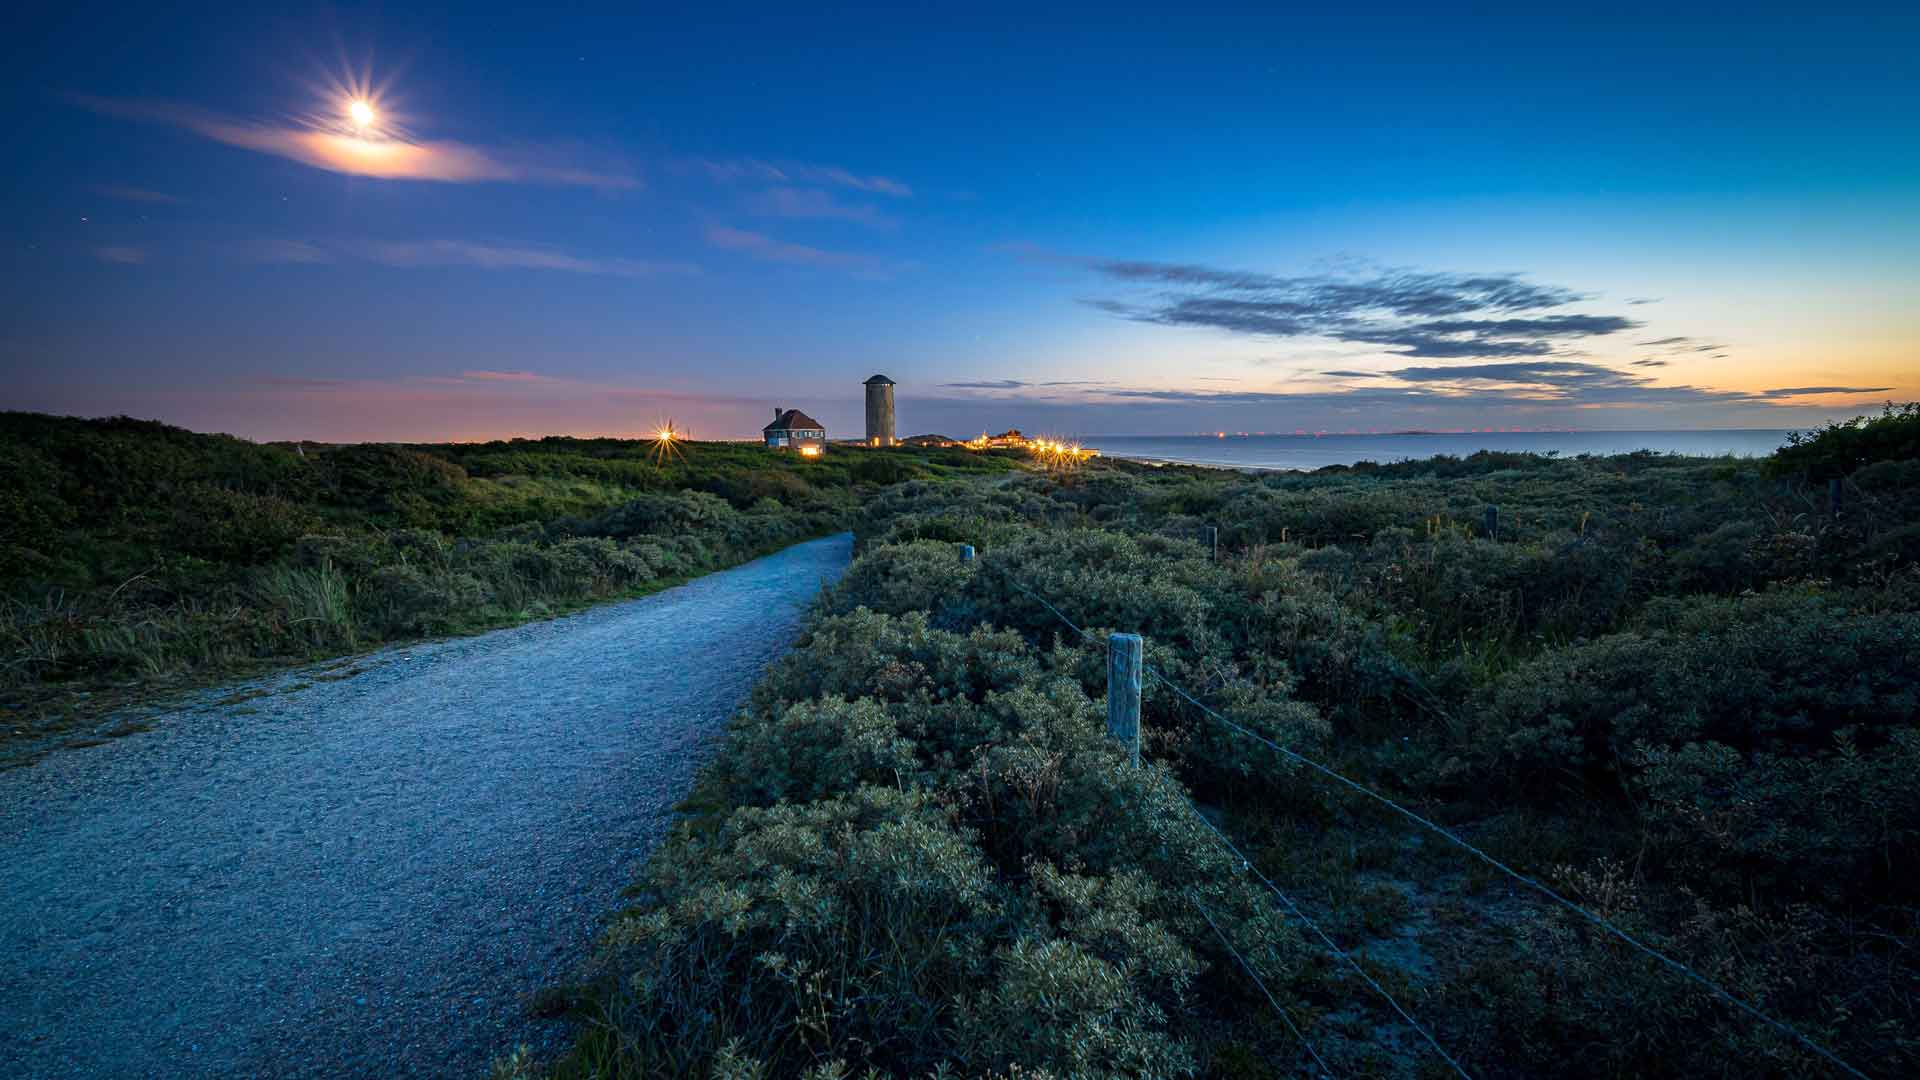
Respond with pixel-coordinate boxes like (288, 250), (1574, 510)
(1205, 525), (1219, 561)
(959, 543), (976, 563)
(1107, 632), (1142, 767)
(1485, 505), (1499, 542)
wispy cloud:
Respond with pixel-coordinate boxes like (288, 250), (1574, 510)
(71, 95), (637, 189)
(938, 378), (1110, 393)
(1635, 335), (1730, 357)
(1746, 385), (1893, 398)
(1078, 364), (1891, 413)
(458, 370), (566, 383)
(696, 157), (912, 197)
(704, 224), (888, 273)
(1075, 258), (1644, 361)
(252, 370), (583, 392)
(91, 184), (179, 204)
(252, 376), (354, 389)
(365, 239), (696, 277)
(93, 246), (146, 264)
(241, 236), (694, 277)
(745, 187), (895, 228)
(246, 238), (332, 264)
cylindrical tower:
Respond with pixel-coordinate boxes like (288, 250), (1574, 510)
(863, 374), (896, 446)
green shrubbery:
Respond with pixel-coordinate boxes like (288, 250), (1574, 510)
(569, 608), (1309, 1078)
(1470, 592), (1920, 794)
(0, 413), (1011, 732)
(563, 408), (1918, 1078)
(1771, 402), (1920, 479)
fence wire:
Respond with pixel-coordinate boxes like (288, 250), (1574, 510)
(1009, 580), (1465, 1076)
(1191, 892), (1338, 1079)
(1148, 665), (1870, 1080)
(1186, 801), (1464, 1077)
(1004, 574), (1873, 1080)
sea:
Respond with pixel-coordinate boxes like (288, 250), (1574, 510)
(1090, 430), (1793, 472)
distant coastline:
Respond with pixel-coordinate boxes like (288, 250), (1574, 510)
(1088, 429), (1793, 472)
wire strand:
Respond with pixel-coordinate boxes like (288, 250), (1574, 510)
(1005, 579), (1446, 1071)
(1006, 576), (1873, 1076)
(1009, 581), (1090, 640)
(1146, 665), (1873, 1080)
(1184, 796), (1472, 1079)
(1002, 576), (1871, 1080)
(1192, 892), (1338, 1079)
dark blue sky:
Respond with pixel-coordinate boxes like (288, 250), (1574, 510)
(4, 4), (1915, 440)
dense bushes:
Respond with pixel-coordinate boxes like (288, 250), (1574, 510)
(5, 491), (836, 705)
(563, 412), (1918, 1078)
(1771, 402), (1920, 478)
(2, 413), (1013, 733)
(571, 609), (1309, 1078)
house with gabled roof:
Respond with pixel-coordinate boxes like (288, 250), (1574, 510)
(763, 407), (827, 454)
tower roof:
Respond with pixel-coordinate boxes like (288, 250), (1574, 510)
(864, 374), (896, 385)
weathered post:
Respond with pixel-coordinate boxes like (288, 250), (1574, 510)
(1106, 633), (1142, 767)
(1485, 505), (1499, 542)
(1829, 478), (1843, 519)
(1205, 525), (1219, 561)
(958, 543), (976, 563)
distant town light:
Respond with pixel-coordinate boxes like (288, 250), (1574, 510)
(648, 419), (686, 464)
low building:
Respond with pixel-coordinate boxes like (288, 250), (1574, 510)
(901, 433), (960, 448)
(763, 408), (827, 455)
(968, 428), (1028, 449)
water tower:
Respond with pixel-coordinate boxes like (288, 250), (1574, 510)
(864, 374), (896, 446)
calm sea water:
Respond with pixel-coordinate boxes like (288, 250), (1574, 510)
(1092, 430), (1792, 472)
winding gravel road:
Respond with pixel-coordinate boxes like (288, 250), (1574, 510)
(0, 533), (852, 1079)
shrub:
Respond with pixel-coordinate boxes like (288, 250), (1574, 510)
(1469, 593), (1920, 796)
(822, 540), (974, 623)
(572, 602), (1313, 1079)
(717, 696), (921, 806)
(593, 786), (1000, 1074)
(1770, 402), (1920, 479)
(1635, 727), (1920, 903)
(168, 484), (319, 564)
(359, 565), (486, 636)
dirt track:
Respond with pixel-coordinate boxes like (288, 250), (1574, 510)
(0, 533), (852, 1078)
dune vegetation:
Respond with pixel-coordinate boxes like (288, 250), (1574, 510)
(537, 406), (1920, 1079)
(0, 412), (1015, 750)
(8, 405), (1917, 1076)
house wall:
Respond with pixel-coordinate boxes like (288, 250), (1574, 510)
(766, 428), (827, 450)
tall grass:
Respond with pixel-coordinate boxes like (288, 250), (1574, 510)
(254, 561), (356, 648)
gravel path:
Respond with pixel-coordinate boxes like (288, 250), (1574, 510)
(0, 533), (852, 1079)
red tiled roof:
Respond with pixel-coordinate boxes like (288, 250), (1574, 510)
(763, 409), (826, 433)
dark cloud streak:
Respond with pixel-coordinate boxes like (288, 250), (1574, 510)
(1081, 258), (1640, 361)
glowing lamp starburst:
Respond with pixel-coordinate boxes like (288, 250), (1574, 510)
(647, 419), (687, 465)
